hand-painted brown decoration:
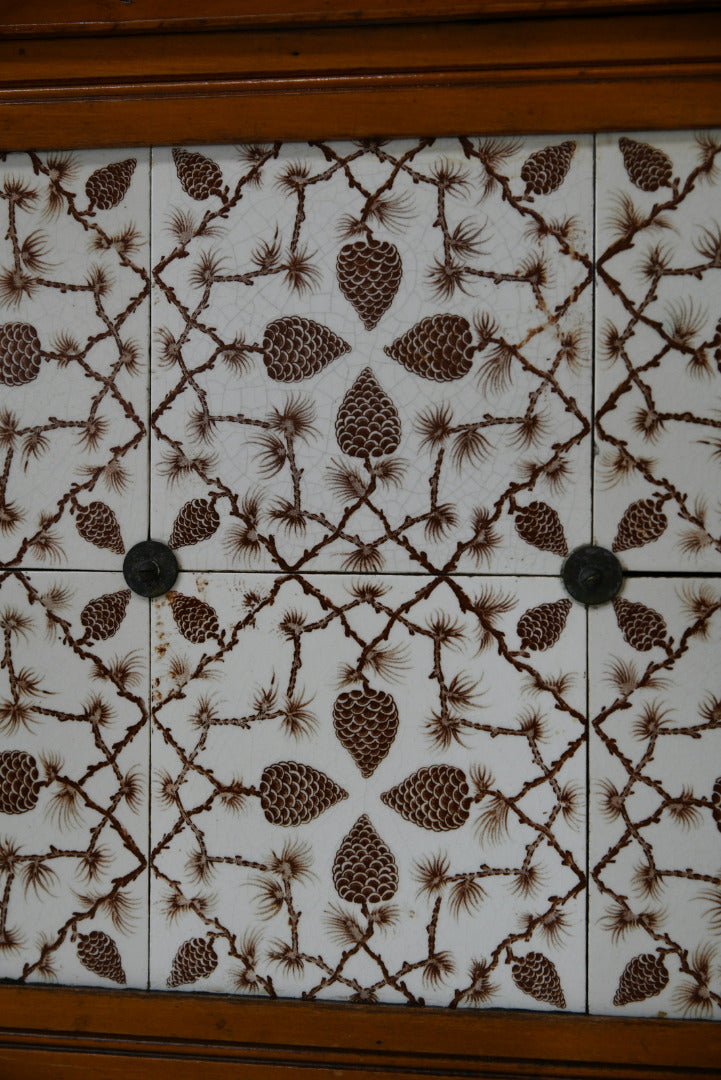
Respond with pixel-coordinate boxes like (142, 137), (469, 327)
(384, 315), (474, 381)
(509, 951), (566, 1008)
(168, 498), (221, 548)
(332, 687), (400, 776)
(259, 761), (348, 825)
(332, 815), (399, 904)
(77, 930), (127, 984)
(0, 749), (41, 814)
(381, 765), (472, 831)
(335, 370), (402, 459)
(79, 589), (131, 642)
(74, 501), (125, 555)
(520, 141), (576, 197)
(167, 592), (221, 643)
(612, 498), (668, 553)
(262, 316), (350, 381)
(618, 137), (674, 192)
(86, 159), (137, 211)
(516, 598), (572, 652)
(167, 936), (219, 987)
(514, 502), (568, 557)
(172, 148), (224, 200)
(612, 597), (668, 652)
(613, 953), (669, 1006)
(713, 777), (721, 832)
(336, 237), (402, 329)
(0, 323), (42, 385)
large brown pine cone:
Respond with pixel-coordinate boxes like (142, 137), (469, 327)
(618, 137), (673, 192)
(384, 314), (474, 382)
(332, 814), (399, 904)
(514, 502), (568, 556)
(336, 238), (403, 329)
(521, 141), (576, 196)
(167, 936), (218, 988)
(262, 316), (350, 381)
(511, 952), (566, 1008)
(0, 750), (41, 814)
(612, 498), (668, 553)
(75, 501), (125, 555)
(80, 589), (131, 642)
(77, 930), (126, 984)
(613, 597), (667, 651)
(172, 148), (224, 200)
(380, 765), (471, 832)
(613, 953), (669, 1006)
(334, 369), (401, 459)
(711, 777), (721, 832)
(259, 762), (348, 826)
(169, 498), (220, 548)
(86, 159), (137, 210)
(332, 687), (399, 777)
(167, 592), (220, 643)
(517, 598), (572, 651)
(0, 322), (42, 386)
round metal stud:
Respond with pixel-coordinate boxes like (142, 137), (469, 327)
(562, 545), (623, 606)
(123, 540), (178, 598)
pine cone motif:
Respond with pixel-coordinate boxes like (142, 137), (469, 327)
(75, 501), (125, 555)
(711, 777), (721, 832)
(332, 687), (399, 777)
(80, 589), (131, 642)
(332, 814), (399, 904)
(85, 159), (136, 210)
(613, 597), (668, 652)
(169, 498), (220, 548)
(262, 316), (350, 381)
(336, 238), (403, 329)
(521, 141), (576, 196)
(0, 322), (42, 386)
(172, 148), (224, 200)
(167, 592), (220, 644)
(167, 936), (218, 988)
(335, 369), (402, 459)
(384, 314), (474, 382)
(613, 953), (669, 1006)
(259, 762), (348, 826)
(618, 137), (673, 192)
(514, 502), (568, 556)
(0, 750), (41, 814)
(511, 952), (566, 1009)
(612, 499), (668, 552)
(517, 598), (572, 651)
(380, 765), (472, 832)
(77, 930), (126, 984)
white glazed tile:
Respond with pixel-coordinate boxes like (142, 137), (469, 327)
(0, 570), (148, 987)
(151, 138), (593, 574)
(0, 150), (149, 570)
(594, 130), (721, 571)
(150, 572), (586, 1010)
(589, 579), (721, 1018)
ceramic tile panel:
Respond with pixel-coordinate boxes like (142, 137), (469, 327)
(594, 130), (721, 572)
(0, 150), (149, 570)
(151, 137), (593, 575)
(589, 578), (721, 1018)
(150, 572), (586, 1009)
(0, 570), (148, 987)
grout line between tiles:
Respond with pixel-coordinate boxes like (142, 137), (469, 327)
(585, 130), (597, 1018)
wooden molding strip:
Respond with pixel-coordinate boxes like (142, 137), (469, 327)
(0, 987), (720, 1078)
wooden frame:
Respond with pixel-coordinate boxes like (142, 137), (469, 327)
(1, 3), (720, 1076)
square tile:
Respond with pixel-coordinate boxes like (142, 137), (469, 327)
(594, 130), (721, 571)
(589, 578), (721, 1017)
(151, 137), (593, 574)
(150, 572), (586, 1009)
(0, 149), (149, 570)
(0, 570), (148, 987)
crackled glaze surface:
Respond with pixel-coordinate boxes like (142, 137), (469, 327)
(0, 132), (719, 1018)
